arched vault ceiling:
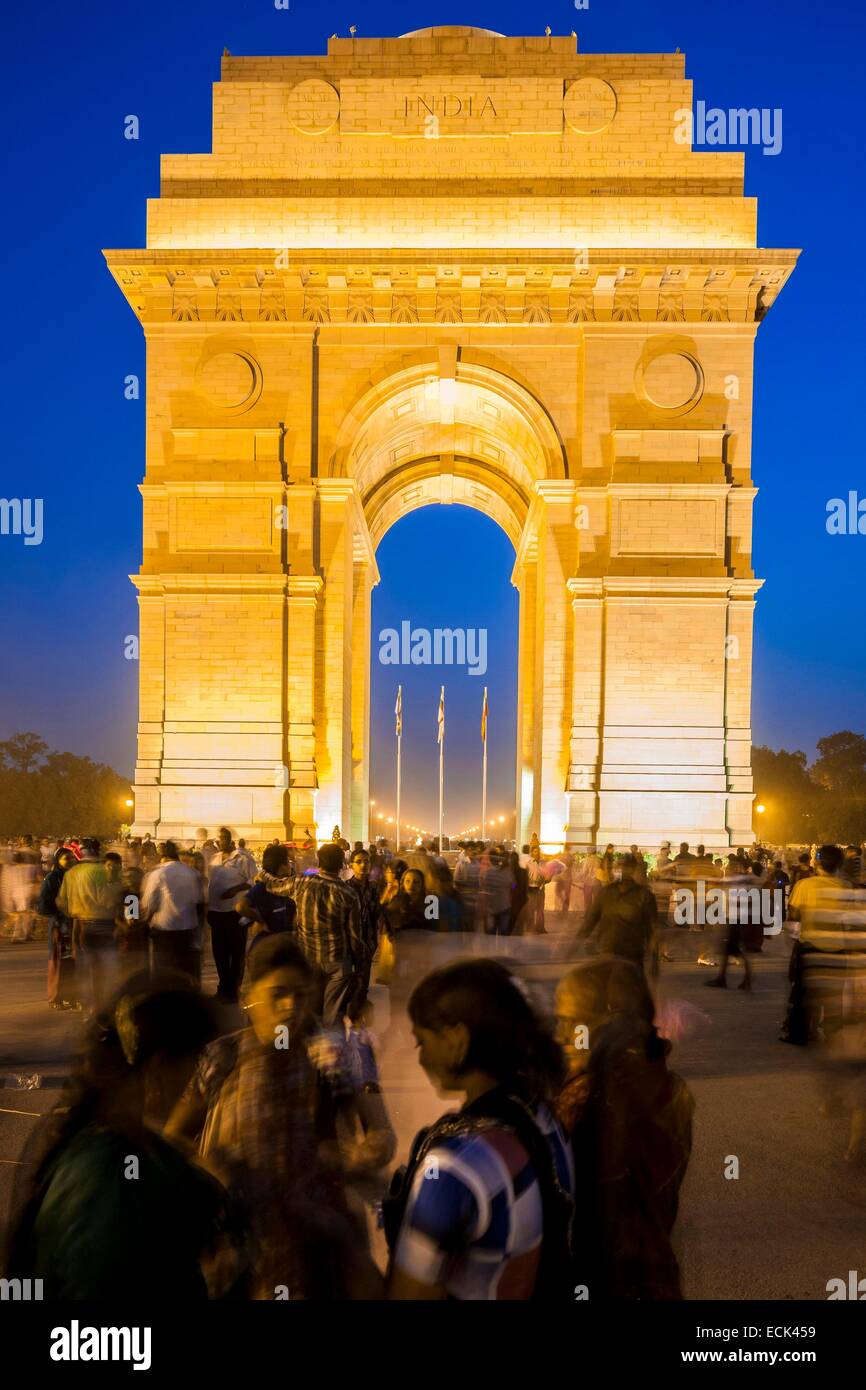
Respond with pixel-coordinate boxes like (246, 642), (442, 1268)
(330, 358), (565, 552)
(365, 456), (527, 552)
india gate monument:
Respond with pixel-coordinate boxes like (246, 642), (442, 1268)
(105, 26), (796, 851)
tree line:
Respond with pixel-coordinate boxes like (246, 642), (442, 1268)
(752, 732), (866, 845)
(0, 733), (131, 839)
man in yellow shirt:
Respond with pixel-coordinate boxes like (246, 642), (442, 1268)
(57, 838), (124, 1011)
(782, 844), (866, 1046)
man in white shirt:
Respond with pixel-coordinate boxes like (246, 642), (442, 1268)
(141, 840), (204, 982)
(525, 843), (548, 935)
(206, 825), (257, 1002)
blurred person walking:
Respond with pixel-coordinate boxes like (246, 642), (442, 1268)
(578, 853), (660, 980)
(554, 957), (693, 1299)
(480, 848), (514, 937)
(6, 846), (40, 941)
(141, 840), (206, 984)
(526, 843), (549, 934)
(454, 843), (481, 930)
(431, 862), (463, 933)
(235, 842), (297, 947)
(234, 838), (258, 880)
(841, 844), (864, 888)
(783, 844), (866, 1051)
(56, 838), (124, 1012)
(577, 848), (603, 915)
(3, 973), (242, 1300)
(378, 858), (406, 916)
(629, 845), (648, 886)
(703, 855), (757, 991)
(789, 851), (815, 889)
(342, 847), (381, 1022)
(554, 851), (574, 915)
(655, 841), (673, 875)
(140, 834), (159, 868)
(385, 959), (574, 1300)
(39, 846), (78, 1010)
(195, 829), (219, 873)
(510, 849), (529, 934)
(257, 842), (363, 1027)
(207, 826), (257, 1004)
(168, 935), (392, 1299)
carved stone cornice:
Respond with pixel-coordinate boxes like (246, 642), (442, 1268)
(566, 576), (765, 601)
(131, 573), (297, 594)
(105, 248), (798, 327)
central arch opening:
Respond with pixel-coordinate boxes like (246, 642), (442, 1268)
(368, 504), (518, 846)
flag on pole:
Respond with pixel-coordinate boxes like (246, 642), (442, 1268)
(437, 686), (445, 744)
(481, 687), (488, 743)
(395, 685), (402, 737)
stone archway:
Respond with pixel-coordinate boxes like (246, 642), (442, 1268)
(314, 355), (575, 846)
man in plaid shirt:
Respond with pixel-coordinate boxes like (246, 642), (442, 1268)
(259, 842), (362, 1025)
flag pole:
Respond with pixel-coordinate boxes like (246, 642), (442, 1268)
(395, 685), (402, 852)
(438, 685), (445, 853)
(481, 685), (488, 843)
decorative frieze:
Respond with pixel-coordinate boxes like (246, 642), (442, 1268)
(108, 250), (797, 327)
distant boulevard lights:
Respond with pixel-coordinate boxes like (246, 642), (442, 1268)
(124, 798), (134, 809)
(755, 803), (766, 815)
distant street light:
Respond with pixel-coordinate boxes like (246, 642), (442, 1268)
(755, 803), (766, 815)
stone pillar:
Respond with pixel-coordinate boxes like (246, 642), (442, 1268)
(534, 481), (578, 849)
(513, 554), (538, 848)
(725, 581), (762, 845)
(131, 581), (166, 835)
(315, 479), (356, 840)
(513, 482), (578, 850)
(565, 579), (603, 845)
(349, 545), (380, 846)
(286, 575), (322, 839)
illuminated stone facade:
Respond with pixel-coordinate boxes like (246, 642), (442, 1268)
(106, 26), (796, 848)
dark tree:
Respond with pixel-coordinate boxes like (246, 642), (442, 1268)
(0, 735), (130, 838)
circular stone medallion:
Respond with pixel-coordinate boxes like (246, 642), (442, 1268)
(637, 352), (704, 412)
(286, 79), (340, 135)
(195, 352), (261, 412)
(564, 77), (617, 134)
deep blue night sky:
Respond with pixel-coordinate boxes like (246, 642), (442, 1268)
(1, 0), (864, 832)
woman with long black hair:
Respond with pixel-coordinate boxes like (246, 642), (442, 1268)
(384, 958), (574, 1300)
(382, 867), (430, 932)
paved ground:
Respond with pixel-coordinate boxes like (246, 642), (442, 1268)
(2, 915), (864, 1299)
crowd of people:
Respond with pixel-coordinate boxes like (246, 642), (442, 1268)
(1, 824), (865, 1299)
